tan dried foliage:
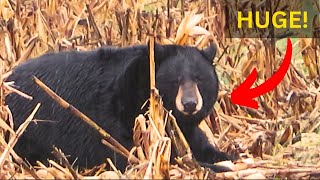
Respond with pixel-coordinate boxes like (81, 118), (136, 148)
(0, 0), (319, 179)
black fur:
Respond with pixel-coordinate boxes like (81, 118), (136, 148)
(5, 44), (229, 171)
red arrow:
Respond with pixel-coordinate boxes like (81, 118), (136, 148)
(231, 38), (292, 109)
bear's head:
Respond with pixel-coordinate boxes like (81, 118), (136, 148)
(154, 44), (218, 126)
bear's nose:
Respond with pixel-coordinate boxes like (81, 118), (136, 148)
(182, 101), (197, 114)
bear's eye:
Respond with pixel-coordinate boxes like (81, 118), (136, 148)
(171, 76), (181, 86)
(195, 75), (203, 82)
(169, 78), (179, 85)
(175, 78), (181, 85)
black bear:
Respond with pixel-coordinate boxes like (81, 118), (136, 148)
(5, 44), (229, 171)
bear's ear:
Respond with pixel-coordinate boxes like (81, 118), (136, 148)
(202, 44), (217, 62)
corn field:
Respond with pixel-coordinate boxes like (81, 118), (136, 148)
(0, 0), (319, 179)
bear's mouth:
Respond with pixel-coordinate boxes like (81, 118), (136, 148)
(175, 82), (203, 116)
(180, 109), (200, 116)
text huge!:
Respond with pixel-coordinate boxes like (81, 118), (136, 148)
(238, 11), (308, 29)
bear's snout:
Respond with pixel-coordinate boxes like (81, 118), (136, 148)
(175, 81), (203, 115)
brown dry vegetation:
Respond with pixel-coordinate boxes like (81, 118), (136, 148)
(0, 0), (320, 179)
